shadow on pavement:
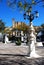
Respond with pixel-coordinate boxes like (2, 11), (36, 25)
(0, 54), (27, 56)
(0, 54), (44, 65)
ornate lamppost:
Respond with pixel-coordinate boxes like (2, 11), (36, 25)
(24, 8), (40, 57)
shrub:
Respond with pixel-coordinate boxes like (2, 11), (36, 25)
(16, 39), (21, 45)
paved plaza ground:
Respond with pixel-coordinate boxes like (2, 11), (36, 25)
(0, 42), (44, 65)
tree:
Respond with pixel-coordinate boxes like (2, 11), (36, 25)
(7, 0), (44, 12)
(0, 19), (5, 32)
(41, 23), (44, 29)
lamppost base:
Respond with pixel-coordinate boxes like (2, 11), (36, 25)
(30, 52), (41, 58)
(26, 53), (42, 59)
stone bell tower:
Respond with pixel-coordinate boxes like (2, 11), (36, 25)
(12, 18), (15, 28)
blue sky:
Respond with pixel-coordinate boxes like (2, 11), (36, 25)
(0, 0), (44, 27)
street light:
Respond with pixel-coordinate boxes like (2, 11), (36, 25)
(24, 10), (40, 58)
(24, 11), (39, 22)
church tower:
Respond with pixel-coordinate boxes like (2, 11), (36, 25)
(12, 18), (15, 28)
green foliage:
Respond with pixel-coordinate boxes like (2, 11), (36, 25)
(32, 0), (36, 4)
(41, 23), (44, 28)
(18, 1), (22, 7)
(41, 23), (44, 27)
(23, 3), (28, 10)
(7, 0), (44, 12)
(16, 39), (21, 45)
(0, 19), (5, 32)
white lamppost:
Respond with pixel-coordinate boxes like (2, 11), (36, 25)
(24, 9), (40, 58)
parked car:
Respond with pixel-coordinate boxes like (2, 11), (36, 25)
(36, 29), (44, 46)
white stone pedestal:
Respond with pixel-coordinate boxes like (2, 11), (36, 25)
(36, 42), (43, 46)
(5, 35), (11, 44)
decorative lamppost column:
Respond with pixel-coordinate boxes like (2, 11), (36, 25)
(24, 10), (40, 58)
(29, 21), (37, 57)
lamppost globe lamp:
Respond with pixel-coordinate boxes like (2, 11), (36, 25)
(24, 11), (39, 22)
(35, 11), (39, 18)
(24, 13), (26, 19)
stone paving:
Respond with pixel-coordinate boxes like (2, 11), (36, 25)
(0, 56), (44, 65)
(0, 42), (44, 65)
(0, 42), (28, 55)
(0, 42), (44, 56)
